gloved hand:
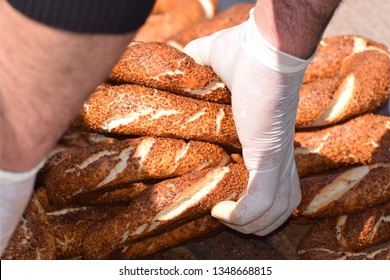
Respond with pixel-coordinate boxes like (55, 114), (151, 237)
(0, 161), (44, 256)
(184, 9), (313, 236)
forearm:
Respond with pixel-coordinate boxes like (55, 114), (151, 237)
(0, 1), (135, 171)
(254, 0), (343, 59)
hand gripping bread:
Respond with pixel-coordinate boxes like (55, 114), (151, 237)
(294, 114), (390, 177)
(166, 3), (253, 50)
(46, 205), (127, 259)
(295, 163), (390, 219)
(81, 163), (248, 259)
(44, 136), (230, 205)
(109, 42), (231, 104)
(303, 35), (389, 84)
(1, 192), (56, 260)
(296, 49), (390, 128)
(134, 0), (217, 42)
(73, 84), (239, 149)
(297, 203), (390, 260)
(118, 215), (223, 259)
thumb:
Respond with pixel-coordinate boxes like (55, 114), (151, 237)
(211, 200), (239, 222)
(183, 32), (221, 66)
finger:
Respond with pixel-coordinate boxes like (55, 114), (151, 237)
(183, 35), (215, 66)
(220, 169), (280, 225)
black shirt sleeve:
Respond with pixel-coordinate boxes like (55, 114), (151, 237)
(7, 0), (156, 34)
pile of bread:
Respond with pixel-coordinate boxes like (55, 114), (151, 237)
(2, 0), (389, 260)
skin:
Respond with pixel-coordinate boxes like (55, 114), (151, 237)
(0, 0), (135, 171)
(255, 0), (342, 59)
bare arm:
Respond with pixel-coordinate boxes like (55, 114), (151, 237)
(254, 0), (342, 59)
(0, 0), (134, 171)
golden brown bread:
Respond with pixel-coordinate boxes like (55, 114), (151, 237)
(73, 84), (240, 149)
(47, 205), (126, 259)
(166, 3), (253, 50)
(109, 42), (231, 104)
(134, 0), (217, 42)
(294, 114), (390, 177)
(1, 192), (56, 260)
(303, 35), (389, 84)
(73, 182), (150, 206)
(297, 203), (390, 260)
(117, 215), (223, 259)
(44, 136), (230, 205)
(81, 163), (248, 259)
(151, 0), (218, 16)
(295, 163), (390, 219)
(296, 50), (390, 128)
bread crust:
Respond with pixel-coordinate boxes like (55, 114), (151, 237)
(117, 215), (223, 259)
(294, 114), (390, 177)
(1, 192), (56, 260)
(74, 84), (239, 149)
(303, 35), (388, 83)
(297, 203), (390, 259)
(45, 136), (230, 205)
(296, 163), (390, 218)
(134, 0), (208, 42)
(82, 163), (248, 259)
(166, 3), (253, 50)
(47, 205), (126, 259)
(109, 42), (231, 104)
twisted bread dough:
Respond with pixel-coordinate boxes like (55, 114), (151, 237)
(44, 136), (230, 205)
(109, 42), (231, 104)
(294, 114), (390, 177)
(1, 191), (56, 260)
(297, 48), (390, 128)
(47, 205), (126, 259)
(118, 215), (223, 259)
(297, 203), (390, 260)
(74, 84), (239, 149)
(82, 163), (248, 259)
(166, 3), (253, 50)
(303, 35), (389, 83)
(296, 163), (390, 219)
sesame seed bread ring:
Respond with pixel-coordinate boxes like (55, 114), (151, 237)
(296, 46), (390, 128)
(295, 162), (390, 219)
(82, 163), (248, 260)
(134, 0), (218, 42)
(303, 35), (389, 84)
(1, 192), (56, 260)
(166, 3), (253, 50)
(294, 114), (390, 177)
(109, 42), (231, 104)
(297, 203), (390, 260)
(117, 214), (223, 259)
(44, 136), (230, 205)
(46, 205), (126, 259)
(73, 84), (239, 149)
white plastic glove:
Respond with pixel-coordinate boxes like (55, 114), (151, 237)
(184, 9), (313, 236)
(0, 161), (44, 256)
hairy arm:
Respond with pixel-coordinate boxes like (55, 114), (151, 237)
(0, 0), (135, 171)
(254, 0), (343, 59)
